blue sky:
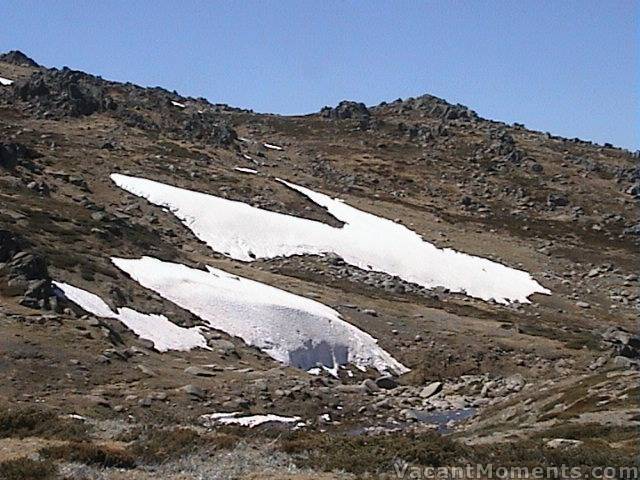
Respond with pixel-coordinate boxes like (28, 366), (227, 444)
(1, 1), (637, 149)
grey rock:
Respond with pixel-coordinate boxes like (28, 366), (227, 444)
(545, 438), (584, 449)
(180, 384), (205, 399)
(208, 339), (236, 355)
(185, 366), (217, 377)
(419, 381), (443, 399)
(137, 365), (157, 376)
(85, 395), (110, 408)
(362, 379), (380, 393)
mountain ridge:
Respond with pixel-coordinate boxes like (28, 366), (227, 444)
(0, 50), (637, 478)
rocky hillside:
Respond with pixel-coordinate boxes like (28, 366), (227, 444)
(0, 51), (637, 479)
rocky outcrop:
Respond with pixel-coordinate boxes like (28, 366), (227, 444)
(14, 67), (117, 118)
(601, 327), (640, 360)
(182, 112), (238, 147)
(0, 50), (40, 67)
(380, 94), (479, 121)
(0, 142), (39, 170)
(321, 100), (371, 121)
(0, 230), (58, 310)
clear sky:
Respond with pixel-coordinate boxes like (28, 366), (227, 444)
(1, 1), (637, 149)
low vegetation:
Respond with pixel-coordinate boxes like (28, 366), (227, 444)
(41, 441), (136, 469)
(0, 406), (88, 440)
(0, 458), (57, 480)
(277, 430), (639, 475)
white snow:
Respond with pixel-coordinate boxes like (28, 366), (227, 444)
(201, 412), (302, 428)
(0, 77), (14, 86)
(263, 142), (283, 151)
(111, 256), (408, 374)
(53, 281), (209, 352)
(234, 167), (258, 174)
(171, 100), (186, 108)
(111, 173), (550, 304)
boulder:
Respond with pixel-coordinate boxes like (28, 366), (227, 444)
(375, 375), (398, 390)
(419, 381), (443, 399)
(180, 384), (205, 399)
(208, 339), (237, 356)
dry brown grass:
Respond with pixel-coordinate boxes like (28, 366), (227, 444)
(0, 457), (57, 480)
(40, 441), (136, 469)
(0, 406), (88, 441)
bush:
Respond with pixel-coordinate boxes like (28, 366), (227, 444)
(0, 458), (57, 480)
(41, 441), (136, 468)
(131, 427), (239, 463)
(279, 431), (465, 474)
(0, 407), (87, 440)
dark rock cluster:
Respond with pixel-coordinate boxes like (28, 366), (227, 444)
(2, 61), (241, 148)
(602, 327), (640, 360)
(321, 100), (371, 121)
(0, 230), (58, 310)
(0, 50), (40, 67)
(382, 94), (479, 121)
(13, 67), (117, 118)
(0, 142), (30, 169)
(181, 111), (238, 147)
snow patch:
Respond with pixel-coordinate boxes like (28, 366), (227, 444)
(0, 77), (13, 86)
(263, 142), (283, 151)
(53, 281), (208, 352)
(234, 167), (258, 174)
(201, 412), (302, 428)
(111, 256), (408, 374)
(171, 100), (186, 108)
(110, 173), (550, 304)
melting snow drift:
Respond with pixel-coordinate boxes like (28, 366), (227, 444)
(54, 281), (208, 352)
(111, 174), (550, 304)
(201, 412), (302, 428)
(0, 77), (14, 86)
(111, 256), (408, 375)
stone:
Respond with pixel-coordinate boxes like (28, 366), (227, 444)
(85, 395), (110, 408)
(184, 366), (217, 377)
(545, 438), (583, 449)
(419, 381), (443, 399)
(362, 378), (381, 393)
(505, 373), (526, 392)
(587, 268), (600, 278)
(588, 356), (608, 370)
(576, 301), (591, 309)
(180, 384), (205, 399)
(613, 356), (637, 369)
(208, 339), (236, 355)
(137, 365), (157, 377)
(602, 327), (633, 345)
(375, 375), (398, 390)
(547, 194), (569, 207)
